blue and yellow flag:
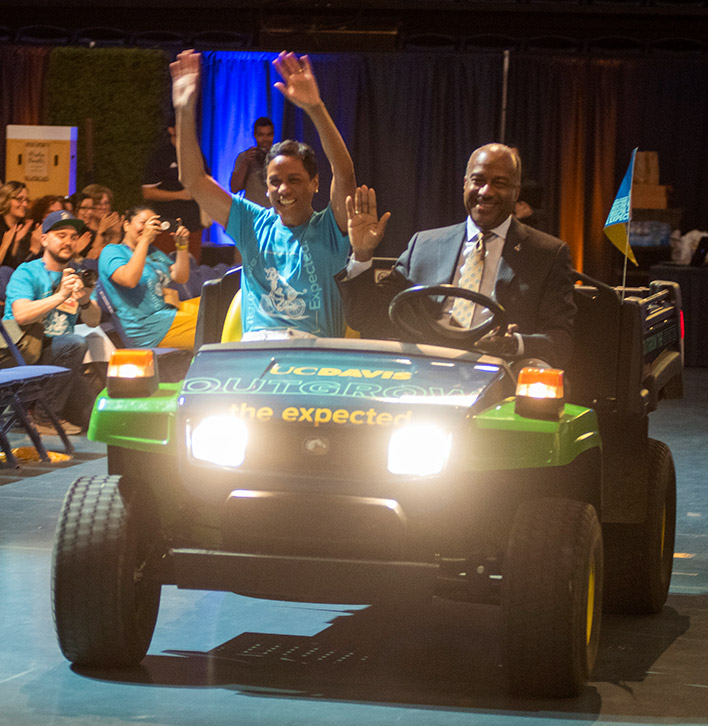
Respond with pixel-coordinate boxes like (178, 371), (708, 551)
(604, 148), (638, 266)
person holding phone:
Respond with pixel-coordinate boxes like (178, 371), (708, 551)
(98, 204), (199, 349)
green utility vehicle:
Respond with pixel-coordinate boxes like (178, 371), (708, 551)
(51, 269), (683, 697)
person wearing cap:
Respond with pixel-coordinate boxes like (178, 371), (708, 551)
(3, 210), (102, 434)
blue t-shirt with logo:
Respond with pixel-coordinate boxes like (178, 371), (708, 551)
(226, 197), (350, 337)
(98, 243), (176, 347)
(4, 258), (91, 336)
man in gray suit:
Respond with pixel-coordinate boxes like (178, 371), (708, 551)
(336, 143), (576, 368)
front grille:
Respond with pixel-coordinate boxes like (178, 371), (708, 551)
(221, 491), (406, 559)
(242, 421), (390, 479)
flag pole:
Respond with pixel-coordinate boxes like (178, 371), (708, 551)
(620, 151), (637, 301)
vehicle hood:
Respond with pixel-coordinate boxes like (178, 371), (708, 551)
(179, 339), (511, 426)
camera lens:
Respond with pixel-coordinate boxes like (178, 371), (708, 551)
(78, 269), (98, 286)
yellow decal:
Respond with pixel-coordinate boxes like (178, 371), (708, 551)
(271, 363), (411, 381)
(229, 401), (411, 427)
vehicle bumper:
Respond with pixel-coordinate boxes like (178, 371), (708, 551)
(170, 548), (438, 604)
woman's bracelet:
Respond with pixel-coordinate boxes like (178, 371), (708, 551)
(175, 243), (189, 251)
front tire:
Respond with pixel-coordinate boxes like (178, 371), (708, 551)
(502, 497), (603, 697)
(603, 438), (676, 614)
(52, 475), (162, 667)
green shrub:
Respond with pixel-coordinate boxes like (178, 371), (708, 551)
(46, 47), (170, 212)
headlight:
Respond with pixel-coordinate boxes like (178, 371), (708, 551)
(387, 423), (452, 476)
(188, 415), (248, 467)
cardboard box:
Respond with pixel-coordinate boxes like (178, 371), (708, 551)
(5, 124), (77, 198)
(634, 151), (660, 185)
(633, 183), (668, 209)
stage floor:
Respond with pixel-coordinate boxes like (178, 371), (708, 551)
(1, 370), (707, 726)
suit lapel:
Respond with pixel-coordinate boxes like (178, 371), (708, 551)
(497, 217), (528, 286)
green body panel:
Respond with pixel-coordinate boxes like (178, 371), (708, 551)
(90, 374), (600, 475)
(88, 383), (181, 454)
(468, 399), (601, 471)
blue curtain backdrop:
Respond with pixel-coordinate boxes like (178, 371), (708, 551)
(200, 51), (284, 246)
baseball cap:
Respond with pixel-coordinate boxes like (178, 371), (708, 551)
(42, 210), (85, 234)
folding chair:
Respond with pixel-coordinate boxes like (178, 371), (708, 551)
(94, 280), (192, 382)
(0, 320), (74, 467)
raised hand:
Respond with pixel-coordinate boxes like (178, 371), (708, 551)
(75, 230), (93, 256)
(0, 220), (32, 262)
(140, 215), (162, 245)
(172, 219), (190, 248)
(346, 186), (391, 262)
(29, 223), (43, 255)
(272, 52), (322, 111)
(170, 49), (201, 109)
(98, 210), (123, 243)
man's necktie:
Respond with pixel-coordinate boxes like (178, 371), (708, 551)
(451, 232), (488, 328)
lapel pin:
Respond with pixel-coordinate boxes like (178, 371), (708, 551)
(514, 243), (521, 252)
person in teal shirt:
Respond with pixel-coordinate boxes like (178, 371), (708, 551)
(171, 49), (356, 339)
(98, 205), (198, 349)
(3, 210), (101, 433)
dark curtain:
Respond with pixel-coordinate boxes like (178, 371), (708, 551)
(292, 52), (503, 257)
(507, 55), (620, 279)
(3, 44), (708, 282)
(508, 53), (708, 280)
(613, 57), (708, 235)
(202, 51), (502, 257)
(0, 45), (51, 179)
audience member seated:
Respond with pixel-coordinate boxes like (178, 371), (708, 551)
(28, 195), (64, 225)
(2, 210), (102, 434)
(98, 205), (199, 350)
(0, 181), (35, 269)
(80, 183), (122, 260)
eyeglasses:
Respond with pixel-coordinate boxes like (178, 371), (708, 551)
(13, 196), (30, 204)
(78, 205), (94, 211)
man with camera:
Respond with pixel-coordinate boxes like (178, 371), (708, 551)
(230, 116), (275, 208)
(3, 210), (101, 434)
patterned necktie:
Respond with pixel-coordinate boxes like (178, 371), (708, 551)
(451, 232), (488, 328)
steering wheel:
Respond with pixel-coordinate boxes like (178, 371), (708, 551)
(389, 284), (508, 348)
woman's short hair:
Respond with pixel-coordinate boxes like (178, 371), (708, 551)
(264, 140), (318, 180)
(82, 183), (114, 206)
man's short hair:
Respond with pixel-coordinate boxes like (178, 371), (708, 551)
(253, 117), (274, 133)
(265, 140), (318, 180)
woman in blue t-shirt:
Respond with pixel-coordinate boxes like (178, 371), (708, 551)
(98, 205), (199, 349)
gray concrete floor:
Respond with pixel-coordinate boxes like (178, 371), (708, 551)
(1, 370), (707, 725)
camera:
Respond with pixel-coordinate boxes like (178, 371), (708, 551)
(158, 217), (179, 234)
(76, 268), (98, 287)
